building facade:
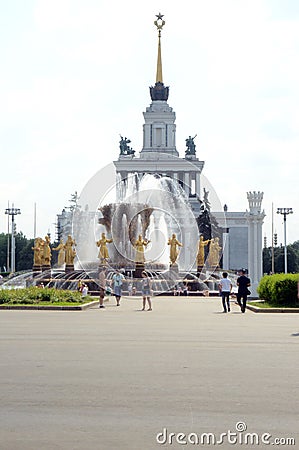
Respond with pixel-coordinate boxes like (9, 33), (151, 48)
(113, 14), (265, 295)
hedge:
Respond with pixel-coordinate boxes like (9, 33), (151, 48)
(257, 274), (299, 307)
(0, 287), (88, 305)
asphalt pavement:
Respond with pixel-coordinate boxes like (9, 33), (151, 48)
(0, 296), (298, 450)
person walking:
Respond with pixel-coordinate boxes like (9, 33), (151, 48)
(141, 271), (152, 311)
(237, 269), (251, 313)
(218, 272), (232, 313)
(112, 269), (125, 306)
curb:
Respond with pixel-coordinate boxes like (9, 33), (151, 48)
(247, 303), (299, 313)
(0, 300), (99, 311)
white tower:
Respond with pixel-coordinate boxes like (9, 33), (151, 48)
(140, 14), (178, 158)
(114, 13), (204, 204)
(246, 191), (265, 297)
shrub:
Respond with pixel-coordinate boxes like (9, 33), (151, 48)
(0, 287), (89, 305)
(257, 276), (273, 302)
(0, 289), (16, 304)
(257, 274), (299, 307)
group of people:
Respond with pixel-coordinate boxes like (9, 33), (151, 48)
(173, 283), (189, 296)
(98, 268), (152, 311)
(97, 265), (251, 313)
(218, 269), (251, 313)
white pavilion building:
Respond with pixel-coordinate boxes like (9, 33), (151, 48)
(113, 13), (265, 296)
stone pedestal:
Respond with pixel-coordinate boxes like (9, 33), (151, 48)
(32, 265), (42, 276)
(98, 263), (107, 281)
(197, 265), (204, 274)
(170, 262), (179, 270)
(134, 263), (145, 278)
(168, 263), (179, 283)
(42, 264), (51, 272)
(65, 264), (75, 274)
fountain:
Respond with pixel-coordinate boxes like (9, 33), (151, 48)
(65, 171), (214, 295)
(0, 167), (229, 297)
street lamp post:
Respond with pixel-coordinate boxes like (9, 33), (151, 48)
(5, 205), (21, 274)
(276, 207), (293, 274)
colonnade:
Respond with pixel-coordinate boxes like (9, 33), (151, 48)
(117, 170), (201, 200)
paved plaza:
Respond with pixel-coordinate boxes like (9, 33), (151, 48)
(0, 296), (298, 449)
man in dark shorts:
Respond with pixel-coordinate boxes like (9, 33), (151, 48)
(112, 269), (125, 306)
(237, 269), (251, 313)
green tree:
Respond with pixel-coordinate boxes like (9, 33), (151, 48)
(15, 233), (34, 271)
(0, 232), (34, 272)
(263, 242), (299, 274)
(291, 240), (299, 253)
(0, 233), (9, 271)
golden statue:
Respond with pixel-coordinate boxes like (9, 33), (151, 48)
(168, 233), (183, 265)
(196, 235), (211, 266)
(53, 238), (65, 266)
(207, 237), (222, 267)
(65, 235), (76, 265)
(43, 235), (52, 266)
(134, 234), (150, 263)
(96, 232), (113, 262)
(32, 237), (43, 266)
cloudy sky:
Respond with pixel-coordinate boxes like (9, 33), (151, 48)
(1, 0), (298, 245)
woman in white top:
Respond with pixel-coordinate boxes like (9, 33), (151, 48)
(141, 271), (152, 311)
(218, 272), (232, 313)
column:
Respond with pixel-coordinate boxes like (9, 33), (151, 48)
(184, 172), (190, 196)
(246, 191), (265, 297)
(256, 216), (264, 282)
(222, 231), (229, 270)
(195, 171), (201, 197)
(247, 214), (265, 297)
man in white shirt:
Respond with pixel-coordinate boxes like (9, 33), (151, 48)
(218, 272), (232, 313)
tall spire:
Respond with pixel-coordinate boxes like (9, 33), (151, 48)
(150, 13), (169, 102)
(154, 12), (165, 83)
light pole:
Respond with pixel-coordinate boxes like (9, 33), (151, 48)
(5, 205), (21, 274)
(276, 207), (293, 274)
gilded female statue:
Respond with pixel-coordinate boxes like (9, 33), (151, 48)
(96, 232), (113, 262)
(134, 234), (150, 263)
(167, 233), (183, 265)
(53, 238), (66, 266)
(207, 237), (221, 267)
(196, 235), (211, 266)
(32, 237), (43, 266)
(43, 235), (52, 266)
(65, 235), (76, 265)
